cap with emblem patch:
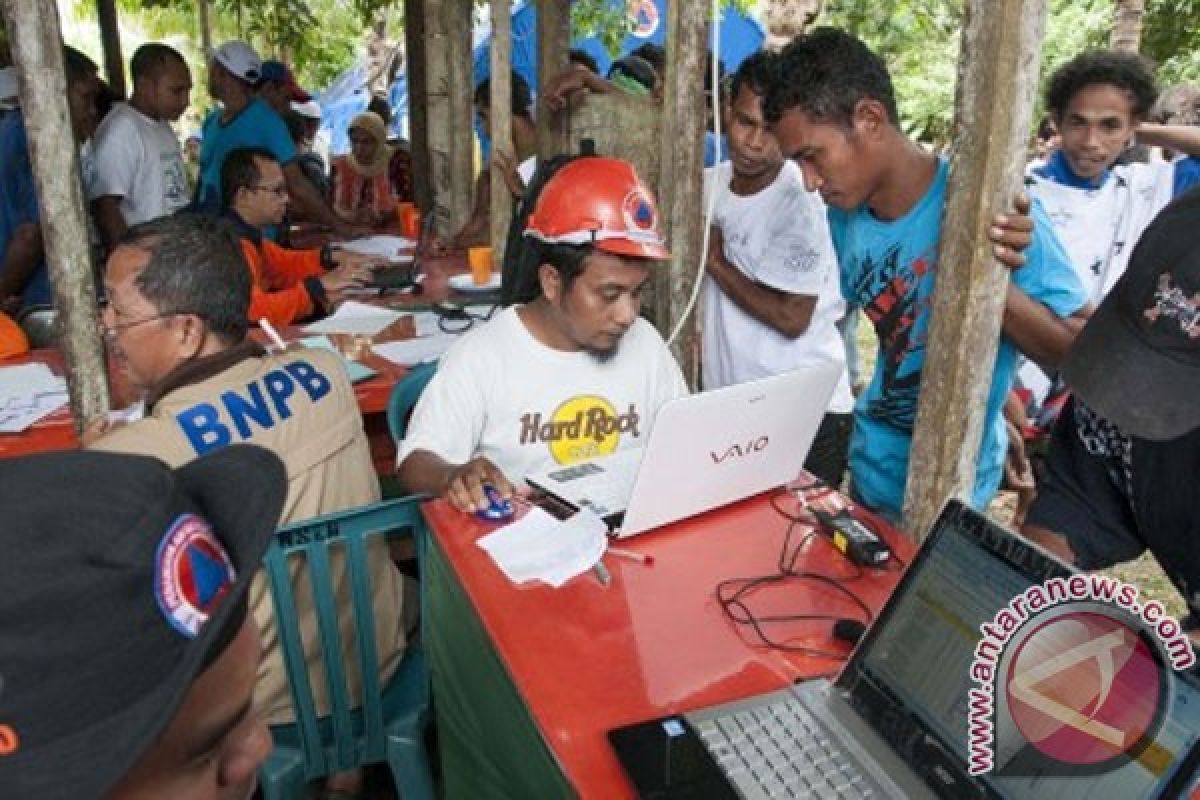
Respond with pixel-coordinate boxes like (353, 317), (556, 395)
(1064, 188), (1200, 440)
(0, 445), (286, 798)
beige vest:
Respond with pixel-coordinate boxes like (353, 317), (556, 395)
(90, 347), (405, 725)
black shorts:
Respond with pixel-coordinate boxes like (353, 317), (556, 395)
(1025, 399), (1143, 570)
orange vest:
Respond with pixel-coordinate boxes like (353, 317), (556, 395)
(0, 313), (29, 359)
(238, 237), (325, 328)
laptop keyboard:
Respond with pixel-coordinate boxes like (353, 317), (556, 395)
(693, 694), (874, 799)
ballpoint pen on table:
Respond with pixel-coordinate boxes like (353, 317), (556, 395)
(606, 547), (654, 566)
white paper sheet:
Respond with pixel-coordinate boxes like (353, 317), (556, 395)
(0, 364), (68, 432)
(0, 363), (63, 399)
(371, 332), (457, 365)
(0, 389), (68, 433)
(301, 301), (406, 336)
(476, 507), (608, 588)
(337, 235), (416, 260)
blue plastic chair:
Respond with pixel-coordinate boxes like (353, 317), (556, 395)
(257, 498), (433, 800)
(386, 360), (438, 444)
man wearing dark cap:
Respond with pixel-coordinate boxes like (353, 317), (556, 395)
(1022, 188), (1200, 639)
(257, 59), (311, 117)
(0, 444), (288, 798)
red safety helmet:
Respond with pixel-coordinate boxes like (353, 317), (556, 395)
(524, 156), (671, 260)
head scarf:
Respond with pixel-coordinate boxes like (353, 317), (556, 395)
(347, 111), (392, 177)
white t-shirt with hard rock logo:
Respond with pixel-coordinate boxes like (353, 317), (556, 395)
(396, 306), (688, 485)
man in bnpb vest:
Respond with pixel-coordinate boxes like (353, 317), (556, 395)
(397, 156), (689, 512)
(85, 214), (409, 793)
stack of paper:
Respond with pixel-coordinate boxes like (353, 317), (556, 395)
(302, 301), (405, 336)
(338, 235), (416, 261)
(476, 508), (607, 588)
(0, 363), (68, 433)
(371, 332), (458, 366)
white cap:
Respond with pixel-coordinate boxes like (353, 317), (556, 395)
(290, 99), (322, 120)
(0, 67), (18, 110)
(212, 40), (261, 84)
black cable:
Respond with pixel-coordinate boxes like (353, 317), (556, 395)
(715, 490), (878, 659)
(433, 302), (499, 334)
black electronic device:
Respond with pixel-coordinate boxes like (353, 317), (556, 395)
(813, 510), (891, 566)
(607, 717), (738, 800)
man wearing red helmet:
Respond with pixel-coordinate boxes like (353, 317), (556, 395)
(396, 156), (688, 512)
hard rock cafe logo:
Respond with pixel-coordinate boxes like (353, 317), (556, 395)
(628, 0), (660, 38)
(519, 395), (641, 465)
(1144, 272), (1200, 339)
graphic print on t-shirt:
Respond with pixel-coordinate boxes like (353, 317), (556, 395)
(162, 153), (189, 210)
(518, 394), (642, 465)
(849, 243), (935, 431)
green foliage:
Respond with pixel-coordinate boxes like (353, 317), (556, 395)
(1141, 0), (1200, 83)
(96, 0), (376, 94)
(820, 0), (963, 142)
(817, 0), (1200, 144)
(572, 0), (633, 54)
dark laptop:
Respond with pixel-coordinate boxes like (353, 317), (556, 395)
(364, 263), (418, 291)
(609, 501), (1200, 799)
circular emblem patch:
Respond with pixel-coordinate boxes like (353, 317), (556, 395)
(629, 0), (660, 38)
(621, 188), (659, 238)
(154, 513), (237, 638)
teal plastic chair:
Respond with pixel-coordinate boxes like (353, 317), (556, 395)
(387, 360), (438, 445)
(257, 498), (433, 800)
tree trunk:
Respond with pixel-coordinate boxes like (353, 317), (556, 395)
(196, 0), (213, 57)
(2, 0), (110, 433)
(766, 0), (824, 49)
(901, 0), (1049, 540)
(1111, 0), (1145, 53)
(404, 0), (431, 210)
(423, 0), (473, 236)
(96, 0), (125, 99)
(536, 0), (569, 160)
(488, 0), (512, 263)
(655, 0), (708, 386)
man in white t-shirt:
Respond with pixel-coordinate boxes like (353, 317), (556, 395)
(397, 156), (688, 513)
(703, 51), (853, 485)
(1021, 50), (1200, 406)
(1027, 51), (1200, 307)
(89, 43), (192, 251)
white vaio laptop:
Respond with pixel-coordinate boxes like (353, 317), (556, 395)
(525, 362), (842, 538)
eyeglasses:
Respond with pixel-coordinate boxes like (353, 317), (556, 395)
(99, 311), (181, 338)
(249, 184), (288, 198)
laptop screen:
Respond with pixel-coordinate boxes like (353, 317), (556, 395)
(848, 503), (1200, 799)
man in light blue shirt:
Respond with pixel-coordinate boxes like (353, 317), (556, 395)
(196, 41), (352, 237)
(0, 47), (98, 310)
(763, 29), (1090, 522)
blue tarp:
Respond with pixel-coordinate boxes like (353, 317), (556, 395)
(318, 1), (764, 156)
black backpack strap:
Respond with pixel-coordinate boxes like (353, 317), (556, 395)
(499, 141), (598, 307)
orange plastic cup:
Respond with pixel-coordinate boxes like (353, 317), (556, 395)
(394, 201), (415, 229)
(401, 207), (421, 239)
(468, 246), (494, 285)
